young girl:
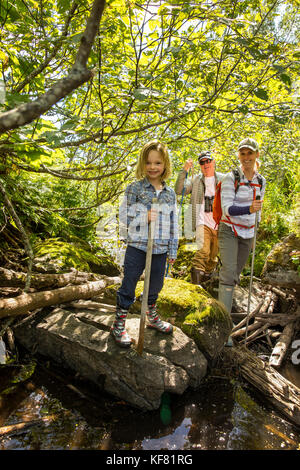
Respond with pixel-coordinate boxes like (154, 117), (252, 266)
(111, 141), (179, 347)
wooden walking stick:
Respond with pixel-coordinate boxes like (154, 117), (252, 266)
(137, 197), (158, 355)
(244, 195), (260, 344)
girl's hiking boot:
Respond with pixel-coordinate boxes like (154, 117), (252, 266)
(110, 307), (132, 348)
(147, 304), (173, 334)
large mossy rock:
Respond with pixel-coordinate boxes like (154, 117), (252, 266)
(33, 238), (120, 276)
(261, 233), (300, 295)
(104, 277), (232, 361)
(159, 279), (232, 361)
(14, 305), (207, 411)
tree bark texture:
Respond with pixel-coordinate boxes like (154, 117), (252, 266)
(0, 278), (119, 318)
(269, 321), (296, 368)
(0, 267), (100, 289)
(226, 345), (300, 427)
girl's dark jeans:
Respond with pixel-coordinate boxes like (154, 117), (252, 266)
(117, 245), (168, 311)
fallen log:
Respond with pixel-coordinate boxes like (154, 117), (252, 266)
(255, 314), (300, 326)
(270, 331), (282, 339)
(269, 321), (296, 369)
(0, 415), (58, 436)
(0, 277), (121, 319)
(0, 267), (100, 289)
(224, 345), (300, 427)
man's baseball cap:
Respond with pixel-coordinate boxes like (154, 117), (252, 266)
(238, 138), (259, 152)
(198, 151), (214, 163)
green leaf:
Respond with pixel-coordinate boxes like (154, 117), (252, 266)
(40, 131), (62, 146)
(272, 64), (285, 73)
(279, 73), (291, 86)
(68, 33), (83, 44)
(57, 0), (71, 13)
(6, 93), (30, 107)
(253, 88), (269, 101)
(238, 104), (249, 114)
(60, 119), (80, 131)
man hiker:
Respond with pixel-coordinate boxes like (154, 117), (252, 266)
(175, 151), (225, 284)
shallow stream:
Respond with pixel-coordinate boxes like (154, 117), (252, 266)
(1, 354), (299, 451)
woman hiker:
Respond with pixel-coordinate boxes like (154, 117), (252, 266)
(174, 151), (225, 284)
(218, 137), (266, 345)
(111, 141), (179, 348)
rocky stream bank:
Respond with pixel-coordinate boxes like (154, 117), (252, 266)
(0, 233), (299, 425)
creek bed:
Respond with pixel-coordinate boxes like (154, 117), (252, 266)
(0, 353), (299, 451)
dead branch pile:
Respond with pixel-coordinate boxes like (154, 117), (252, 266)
(231, 285), (300, 369)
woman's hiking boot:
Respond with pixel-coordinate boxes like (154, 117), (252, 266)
(110, 306), (132, 348)
(147, 304), (173, 334)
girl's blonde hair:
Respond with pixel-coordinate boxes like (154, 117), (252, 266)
(135, 141), (172, 181)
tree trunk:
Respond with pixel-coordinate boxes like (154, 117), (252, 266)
(0, 267), (101, 289)
(0, 278), (119, 319)
(224, 345), (300, 427)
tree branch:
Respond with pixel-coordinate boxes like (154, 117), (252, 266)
(14, 2), (79, 94)
(0, 0), (106, 135)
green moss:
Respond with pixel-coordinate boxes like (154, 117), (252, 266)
(107, 276), (228, 322)
(135, 277), (209, 320)
(33, 238), (120, 275)
(239, 276), (250, 288)
(181, 300), (232, 359)
(172, 241), (197, 280)
(183, 299), (230, 329)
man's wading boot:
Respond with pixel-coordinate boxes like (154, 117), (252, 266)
(110, 306), (132, 348)
(147, 304), (173, 334)
(191, 267), (206, 285)
(218, 283), (234, 347)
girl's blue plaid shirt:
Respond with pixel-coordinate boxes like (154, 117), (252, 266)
(119, 178), (179, 259)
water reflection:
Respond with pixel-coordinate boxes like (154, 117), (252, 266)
(0, 364), (299, 450)
(142, 417), (192, 450)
